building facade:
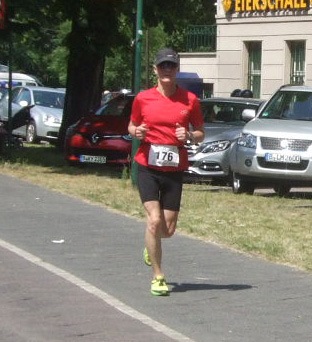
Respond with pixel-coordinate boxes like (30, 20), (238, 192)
(179, 0), (312, 100)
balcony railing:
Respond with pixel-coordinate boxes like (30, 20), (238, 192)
(185, 25), (216, 52)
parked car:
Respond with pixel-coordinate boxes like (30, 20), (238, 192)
(184, 97), (265, 183)
(0, 86), (65, 143)
(0, 72), (39, 87)
(64, 93), (264, 173)
(230, 85), (312, 196)
(64, 93), (134, 166)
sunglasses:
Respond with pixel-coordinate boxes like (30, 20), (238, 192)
(157, 62), (178, 70)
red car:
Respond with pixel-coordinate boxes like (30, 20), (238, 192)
(64, 93), (134, 166)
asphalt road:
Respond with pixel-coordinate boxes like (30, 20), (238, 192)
(1, 174), (312, 342)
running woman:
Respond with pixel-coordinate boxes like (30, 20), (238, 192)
(128, 48), (205, 296)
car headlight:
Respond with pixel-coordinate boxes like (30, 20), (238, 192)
(65, 124), (77, 138)
(198, 140), (231, 154)
(237, 133), (257, 149)
(43, 114), (61, 124)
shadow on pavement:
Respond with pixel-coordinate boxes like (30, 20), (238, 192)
(168, 282), (253, 293)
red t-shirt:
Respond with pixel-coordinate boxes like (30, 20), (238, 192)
(130, 86), (204, 172)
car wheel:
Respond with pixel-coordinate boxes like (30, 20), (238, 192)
(26, 120), (39, 143)
(232, 172), (255, 195)
(273, 185), (291, 197)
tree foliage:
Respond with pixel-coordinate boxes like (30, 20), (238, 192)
(1, 0), (65, 85)
(1, 0), (216, 148)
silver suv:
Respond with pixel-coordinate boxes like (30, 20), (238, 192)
(230, 85), (312, 196)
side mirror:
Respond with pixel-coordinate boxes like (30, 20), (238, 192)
(19, 100), (29, 107)
(242, 108), (256, 122)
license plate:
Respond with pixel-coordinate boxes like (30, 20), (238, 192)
(265, 153), (301, 164)
(79, 155), (107, 164)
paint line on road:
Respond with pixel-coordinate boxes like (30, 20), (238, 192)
(0, 238), (194, 342)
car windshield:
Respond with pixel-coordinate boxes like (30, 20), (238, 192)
(201, 101), (260, 125)
(33, 90), (65, 109)
(259, 90), (312, 121)
(95, 96), (133, 117)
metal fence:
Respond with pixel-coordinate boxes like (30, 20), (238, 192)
(185, 25), (216, 52)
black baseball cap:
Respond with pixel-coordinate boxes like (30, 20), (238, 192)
(154, 48), (179, 66)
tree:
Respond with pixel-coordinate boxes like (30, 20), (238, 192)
(57, 0), (130, 149)
(2, 0), (216, 149)
(47, 20), (71, 87)
(57, 0), (216, 149)
(1, 0), (66, 85)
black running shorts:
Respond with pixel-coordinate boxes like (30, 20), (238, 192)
(137, 164), (183, 211)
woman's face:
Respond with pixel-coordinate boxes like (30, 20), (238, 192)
(154, 62), (178, 84)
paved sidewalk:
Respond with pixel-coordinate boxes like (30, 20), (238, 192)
(0, 173), (312, 342)
(0, 245), (176, 342)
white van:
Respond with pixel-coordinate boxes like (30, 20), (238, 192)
(0, 72), (39, 87)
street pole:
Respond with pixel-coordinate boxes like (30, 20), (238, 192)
(7, 25), (12, 156)
(131, 0), (143, 186)
(2, 0), (12, 157)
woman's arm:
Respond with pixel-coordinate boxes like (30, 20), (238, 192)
(188, 124), (205, 144)
(175, 123), (205, 144)
(128, 120), (149, 140)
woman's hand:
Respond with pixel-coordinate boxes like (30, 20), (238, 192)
(134, 123), (149, 140)
(175, 123), (188, 142)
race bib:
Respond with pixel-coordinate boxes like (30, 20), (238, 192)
(148, 144), (180, 167)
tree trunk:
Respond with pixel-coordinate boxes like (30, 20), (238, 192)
(57, 19), (104, 151)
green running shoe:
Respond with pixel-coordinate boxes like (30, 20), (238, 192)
(151, 275), (169, 296)
(143, 247), (152, 266)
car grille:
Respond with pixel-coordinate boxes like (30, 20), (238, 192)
(260, 137), (312, 151)
(84, 134), (129, 145)
(257, 158), (309, 170)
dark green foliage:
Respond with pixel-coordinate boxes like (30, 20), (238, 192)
(1, 0), (216, 148)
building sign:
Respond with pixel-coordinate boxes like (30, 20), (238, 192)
(222, 0), (310, 13)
